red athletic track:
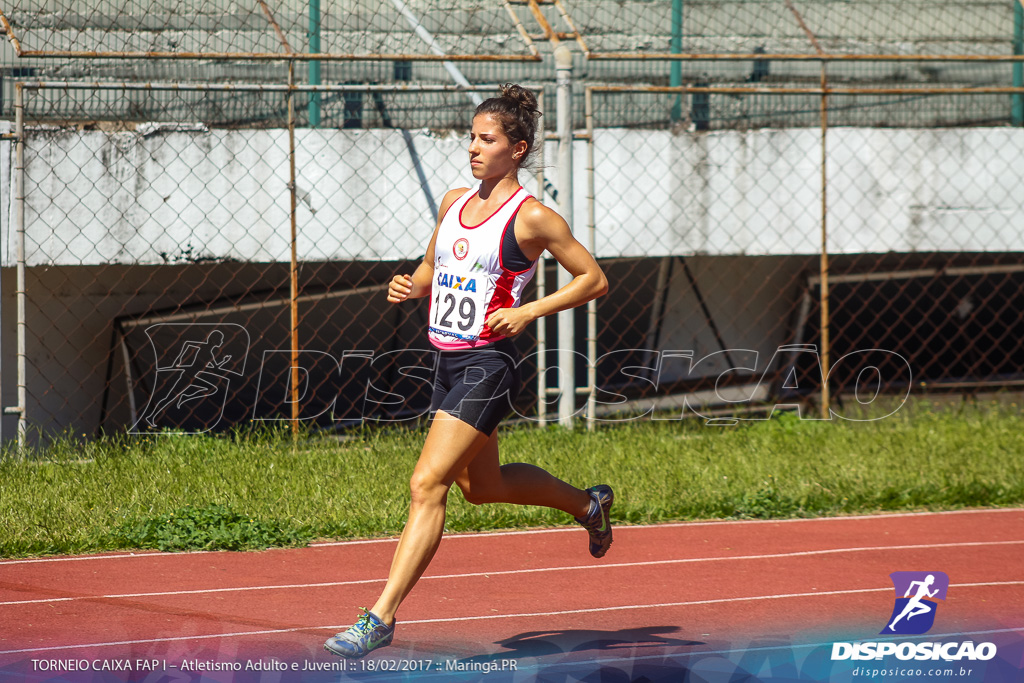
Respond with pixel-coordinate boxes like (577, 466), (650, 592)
(2, 509), (1023, 681)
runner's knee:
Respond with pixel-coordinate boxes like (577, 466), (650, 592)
(408, 470), (448, 505)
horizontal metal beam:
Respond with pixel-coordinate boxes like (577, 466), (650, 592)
(589, 52), (1024, 63)
(16, 49), (541, 62)
(18, 81), (515, 93)
(807, 264), (1024, 287)
(589, 84), (1024, 95)
(120, 283), (388, 329)
(23, 81), (1022, 97)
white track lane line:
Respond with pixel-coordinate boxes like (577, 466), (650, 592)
(1, 582), (1022, 656)
(3, 540), (1022, 607)
(2, 507), (1022, 565)
(394, 581), (1024, 626)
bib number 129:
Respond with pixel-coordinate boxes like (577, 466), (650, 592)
(433, 291), (476, 333)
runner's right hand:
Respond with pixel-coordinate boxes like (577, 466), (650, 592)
(387, 274), (414, 303)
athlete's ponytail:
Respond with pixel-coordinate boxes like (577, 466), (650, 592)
(474, 83), (542, 167)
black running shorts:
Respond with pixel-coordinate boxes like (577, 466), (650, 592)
(430, 338), (521, 435)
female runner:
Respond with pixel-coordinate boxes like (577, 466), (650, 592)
(325, 83), (612, 659)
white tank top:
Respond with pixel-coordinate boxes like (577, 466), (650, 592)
(428, 185), (538, 350)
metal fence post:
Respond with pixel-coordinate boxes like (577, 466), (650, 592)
(669, 0), (684, 122)
(555, 44), (575, 428)
(308, 0), (321, 127)
(12, 83), (26, 449)
(535, 90), (548, 427)
(288, 65), (301, 437)
(1014, 0), (1023, 125)
(584, 86), (597, 429)
(819, 64), (831, 419)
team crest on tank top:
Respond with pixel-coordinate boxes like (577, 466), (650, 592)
(429, 185), (538, 349)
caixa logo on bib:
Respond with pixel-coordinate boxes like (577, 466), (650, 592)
(831, 571), (997, 663)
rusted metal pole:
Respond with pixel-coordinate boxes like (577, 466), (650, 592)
(552, 0), (589, 57)
(0, 9), (22, 55)
(22, 81), (1024, 97)
(502, 0), (542, 59)
(589, 84), (1024, 95)
(819, 64), (831, 420)
(17, 50), (540, 62)
(288, 64), (301, 437)
(784, 0), (825, 56)
(258, 0), (295, 54)
(527, 0), (560, 45)
(587, 52), (1024, 62)
(19, 82), (506, 93)
(786, 0), (828, 419)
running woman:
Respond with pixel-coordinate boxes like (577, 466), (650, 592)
(324, 84), (612, 659)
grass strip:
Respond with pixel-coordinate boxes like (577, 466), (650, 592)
(0, 401), (1021, 558)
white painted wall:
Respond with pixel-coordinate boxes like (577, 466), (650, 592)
(6, 126), (1023, 267)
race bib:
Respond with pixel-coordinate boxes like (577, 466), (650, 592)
(429, 267), (489, 341)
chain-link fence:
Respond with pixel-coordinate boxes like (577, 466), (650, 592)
(3, 1), (1024, 445)
(4, 82), (561, 443)
(587, 83), (1024, 423)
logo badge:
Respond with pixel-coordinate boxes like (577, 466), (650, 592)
(881, 571), (949, 635)
(453, 237), (469, 260)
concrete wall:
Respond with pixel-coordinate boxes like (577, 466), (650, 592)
(6, 126), (1024, 267)
(0, 260), (419, 442)
(595, 127), (1024, 257)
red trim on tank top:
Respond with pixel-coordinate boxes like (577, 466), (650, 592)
(459, 186), (525, 230)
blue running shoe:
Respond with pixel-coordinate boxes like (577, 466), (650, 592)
(324, 608), (395, 658)
(575, 484), (613, 558)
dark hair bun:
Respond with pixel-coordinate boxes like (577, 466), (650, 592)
(499, 83), (539, 118)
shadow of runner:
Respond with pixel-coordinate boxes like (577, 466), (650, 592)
(492, 625), (703, 658)
(442, 625), (703, 680)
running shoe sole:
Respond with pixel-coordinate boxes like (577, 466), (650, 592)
(578, 484), (614, 558)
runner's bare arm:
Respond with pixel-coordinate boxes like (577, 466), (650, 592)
(484, 198), (607, 336)
(388, 188), (470, 303)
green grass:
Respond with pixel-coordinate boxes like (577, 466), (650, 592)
(1, 400), (1022, 558)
